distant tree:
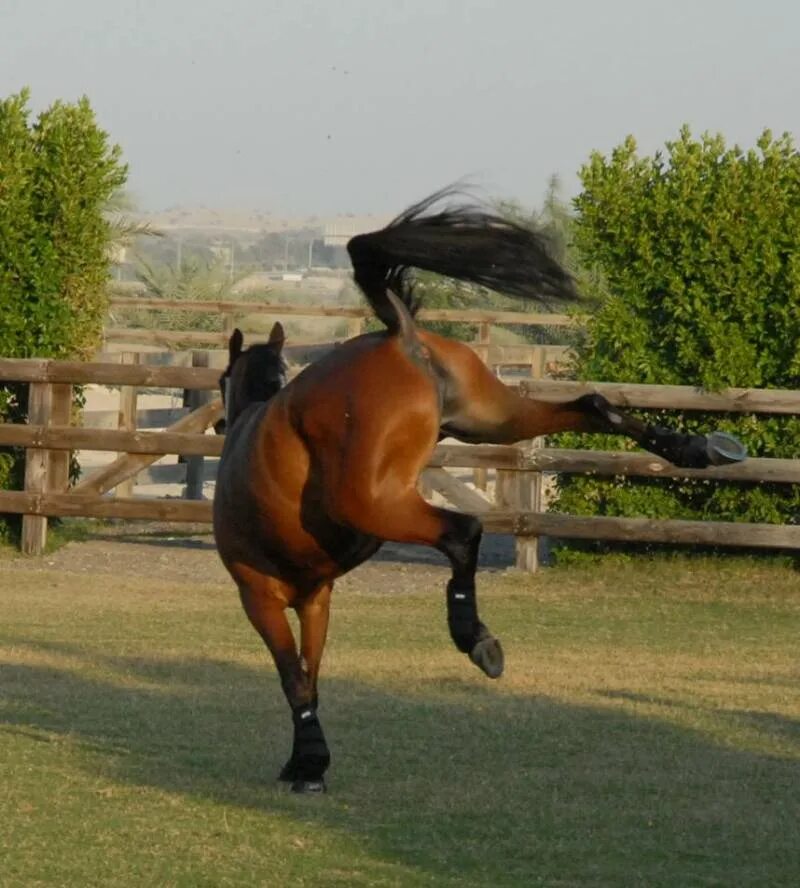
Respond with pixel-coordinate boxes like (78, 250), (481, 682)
(111, 256), (256, 333)
(237, 228), (322, 271)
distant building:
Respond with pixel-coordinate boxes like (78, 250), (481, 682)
(323, 216), (392, 247)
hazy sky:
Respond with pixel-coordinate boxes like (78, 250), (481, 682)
(2, 0), (797, 215)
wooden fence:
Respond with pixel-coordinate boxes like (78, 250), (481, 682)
(105, 298), (573, 376)
(2, 357), (800, 568)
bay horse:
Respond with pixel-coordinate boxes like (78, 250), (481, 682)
(213, 190), (745, 793)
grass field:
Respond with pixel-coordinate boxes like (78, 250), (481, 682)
(2, 553), (800, 886)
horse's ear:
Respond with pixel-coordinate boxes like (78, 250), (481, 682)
(229, 328), (244, 362)
(268, 322), (285, 351)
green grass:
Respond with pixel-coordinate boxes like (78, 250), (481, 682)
(2, 558), (800, 886)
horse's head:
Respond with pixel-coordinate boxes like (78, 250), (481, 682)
(214, 324), (286, 434)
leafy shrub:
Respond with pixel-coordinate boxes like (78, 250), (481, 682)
(0, 89), (126, 538)
(552, 128), (800, 539)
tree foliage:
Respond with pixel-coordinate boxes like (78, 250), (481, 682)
(111, 256), (256, 334)
(0, 90), (127, 361)
(554, 127), (800, 534)
(0, 89), (126, 510)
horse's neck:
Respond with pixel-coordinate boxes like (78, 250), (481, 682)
(220, 400), (267, 458)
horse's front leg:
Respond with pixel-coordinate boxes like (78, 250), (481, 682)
(235, 569), (331, 794)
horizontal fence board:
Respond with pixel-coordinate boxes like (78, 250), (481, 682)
(104, 330), (561, 368)
(520, 380), (800, 414)
(102, 330), (340, 364)
(110, 299), (371, 317)
(0, 359), (221, 389)
(0, 490), (212, 522)
(425, 445), (800, 483)
(102, 329), (567, 371)
(4, 359), (797, 415)
(108, 297), (573, 326)
(105, 329), (236, 347)
(529, 449), (800, 483)
(2, 491), (797, 550)
(0, 424), (223, 456)
(480, 512), (800, 549)
(3, 424), (797, 484)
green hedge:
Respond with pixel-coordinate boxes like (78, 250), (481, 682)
(0, 90), (126, 536)
(553, 128), (800, 535)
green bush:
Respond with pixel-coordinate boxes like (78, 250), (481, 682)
(0, 89), (126, 538)
(552, 128), (800, 537)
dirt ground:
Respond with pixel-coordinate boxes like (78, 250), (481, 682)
(3, 521), (518, 594)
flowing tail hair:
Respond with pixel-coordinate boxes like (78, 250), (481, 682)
(346, 186), (578, 335)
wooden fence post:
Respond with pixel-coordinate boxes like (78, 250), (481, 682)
(473, 321), (491, 365)
(21, 382), (53, 555)
(515, 438), (545, 573)
(184, 351), (212, 500)
(495, 438), (544, 574)
(117, 352), (139, 498)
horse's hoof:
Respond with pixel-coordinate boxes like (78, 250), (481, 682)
(291, 779), (327, 794)
(470, 635), (504, 679)
(707, 431), (747, 466)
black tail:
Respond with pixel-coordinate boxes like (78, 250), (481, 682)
(346, 186), (578, 334)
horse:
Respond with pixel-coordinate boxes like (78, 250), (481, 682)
(212, 189), (746, 793)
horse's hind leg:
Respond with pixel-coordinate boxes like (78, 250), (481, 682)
(528, 393), (737, 468)
(436, 509), (504, 679)
(331, 491), (503, 679)
(435, 344), (744, 466)
(235, 570), (331, 793)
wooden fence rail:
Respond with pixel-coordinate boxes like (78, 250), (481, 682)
(104, 299), (574, 375)
(108, 297), (574, 326)
(5, 358), (800, 410)
(2, 358), (799, 566)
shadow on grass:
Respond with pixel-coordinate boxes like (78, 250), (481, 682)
(2, 641), (800, 885)
(600, 688), (800, 744)
(73, 525), (517, 569)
